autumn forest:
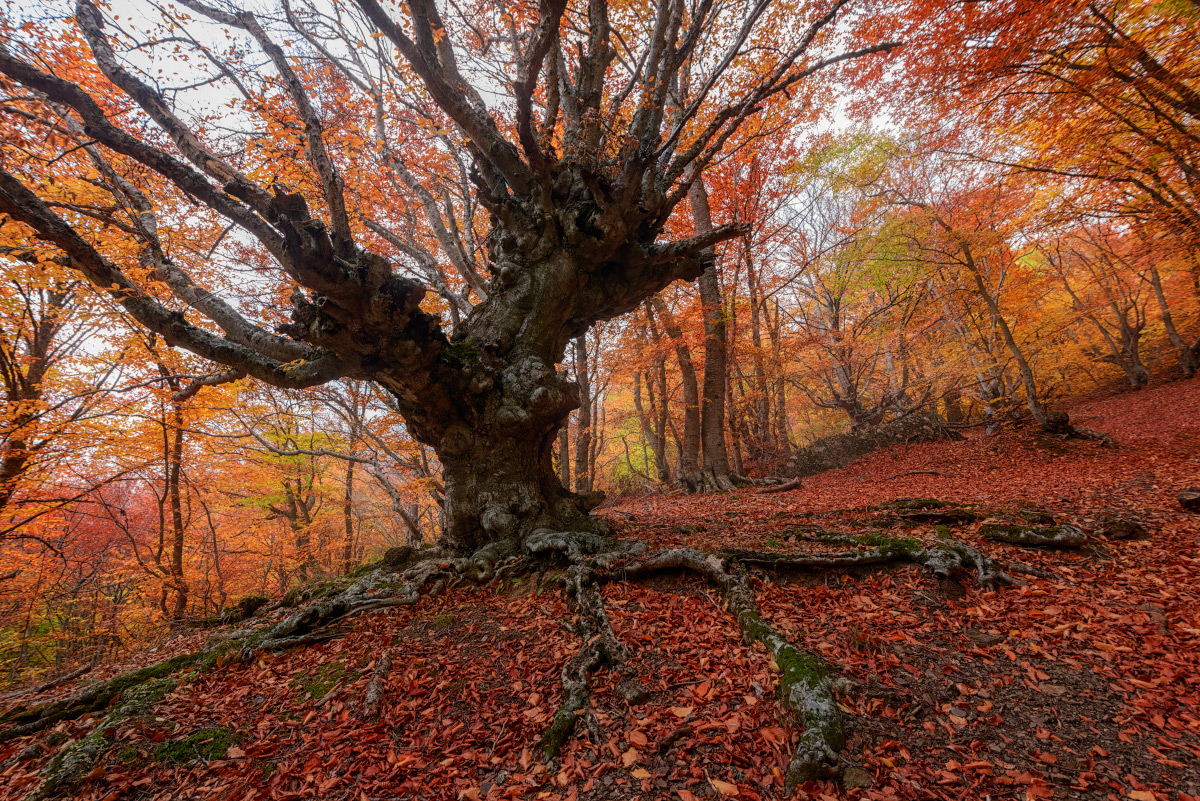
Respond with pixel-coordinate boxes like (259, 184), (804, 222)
(0, 0), (1198, 798)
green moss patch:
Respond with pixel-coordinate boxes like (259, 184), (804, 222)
(291, 660), (348, 700)
(154, 727), (240, 763)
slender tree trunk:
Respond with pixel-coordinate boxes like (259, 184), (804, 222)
(646, 297), (700, 479)
(690, 178), (735, 489)
(558, 426), (571, 489)
(166, 400), (187, 619)
(746, 243), (772, 457)
(955, 238), (1048, 424)
(1150, 266), (1199, 376)
(633, 371), (670, 481)
(768, 299), (791, 453)
(590, 398), (604, 486)
(342, 456), (355, 574)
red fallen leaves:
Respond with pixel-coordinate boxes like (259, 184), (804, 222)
(2, 381), (1200, 800)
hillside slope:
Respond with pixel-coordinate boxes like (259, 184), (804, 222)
(2, 380), (1199, 801)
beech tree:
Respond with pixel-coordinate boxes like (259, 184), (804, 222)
(0, 0), (897, 554)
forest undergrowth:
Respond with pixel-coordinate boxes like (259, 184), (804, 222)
(2, 378), (1199, 801)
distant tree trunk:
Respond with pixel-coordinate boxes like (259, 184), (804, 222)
(727, 375), (746, 476)
(198, 495), (226, 614)
(633, 371), (670, 482)
(745, 241), (773, 457)
(1059, 270), (1149, 389)
(342, 455), (355, 574)
(590, 396), (604, 485)
(1150, 266), (1199, 377)
(276, 478), (316, 582)
(0, 285), (72, 515)
(768, 299), (791, 453)
(942, 385), (967, 424)
(558, 425), (571, 489)
(691, 178), (736, 490)
(943, 223), (1049, 425)
(573, 335), (593, 494)
(166, 400), (187, 619)
(646, 297), (701, 480)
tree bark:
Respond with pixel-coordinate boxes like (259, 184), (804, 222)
(558, 424), (571, 489)
(573, 335), (593, 494)
(166, 400), (188, 619)
(342, 455), (356, 574)
(646, 297), (701, 479)
(691, 178), (735, 490)
(1150, 266), (1199, 377)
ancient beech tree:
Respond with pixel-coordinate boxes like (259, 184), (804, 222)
(0, 0), (897, 553)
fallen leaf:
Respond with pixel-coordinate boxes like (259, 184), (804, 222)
(711, 778), (739, 797)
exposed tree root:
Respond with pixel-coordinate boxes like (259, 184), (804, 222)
(722, 535), (1020, 588)
(0, 653), (200, 744)
(608, 548), (844, 789)
(755, 477), (802, 494)
(536, 531), (630, 758)
(979, 522), (1088, 548)
(20, 677), (179, 801)
(1, 558), (465, 798)
(361, 649), (393, 719)
(3, 517), (1030, 799)
(541, 565), (626, 757)
(1041, 411), (1115, 447)
(886, 470), (961, 479)
(0, 663), (97, 702)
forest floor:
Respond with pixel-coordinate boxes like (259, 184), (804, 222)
(2, 379), (1200, 801)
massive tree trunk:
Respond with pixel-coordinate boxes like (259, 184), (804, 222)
(374, 238), (693, 554)
(433, 368), (607, 554)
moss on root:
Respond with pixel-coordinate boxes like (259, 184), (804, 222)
(24, 677), (179, 801)
(840, 534), (924, 558)
(154, 727), (240, 763)
(1, 653), (197, 733)
(979, 522), (1087, 548)
(877, 497), (959, 511)
(736, 610), (844, 790)
(540, 704), (580, 759)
